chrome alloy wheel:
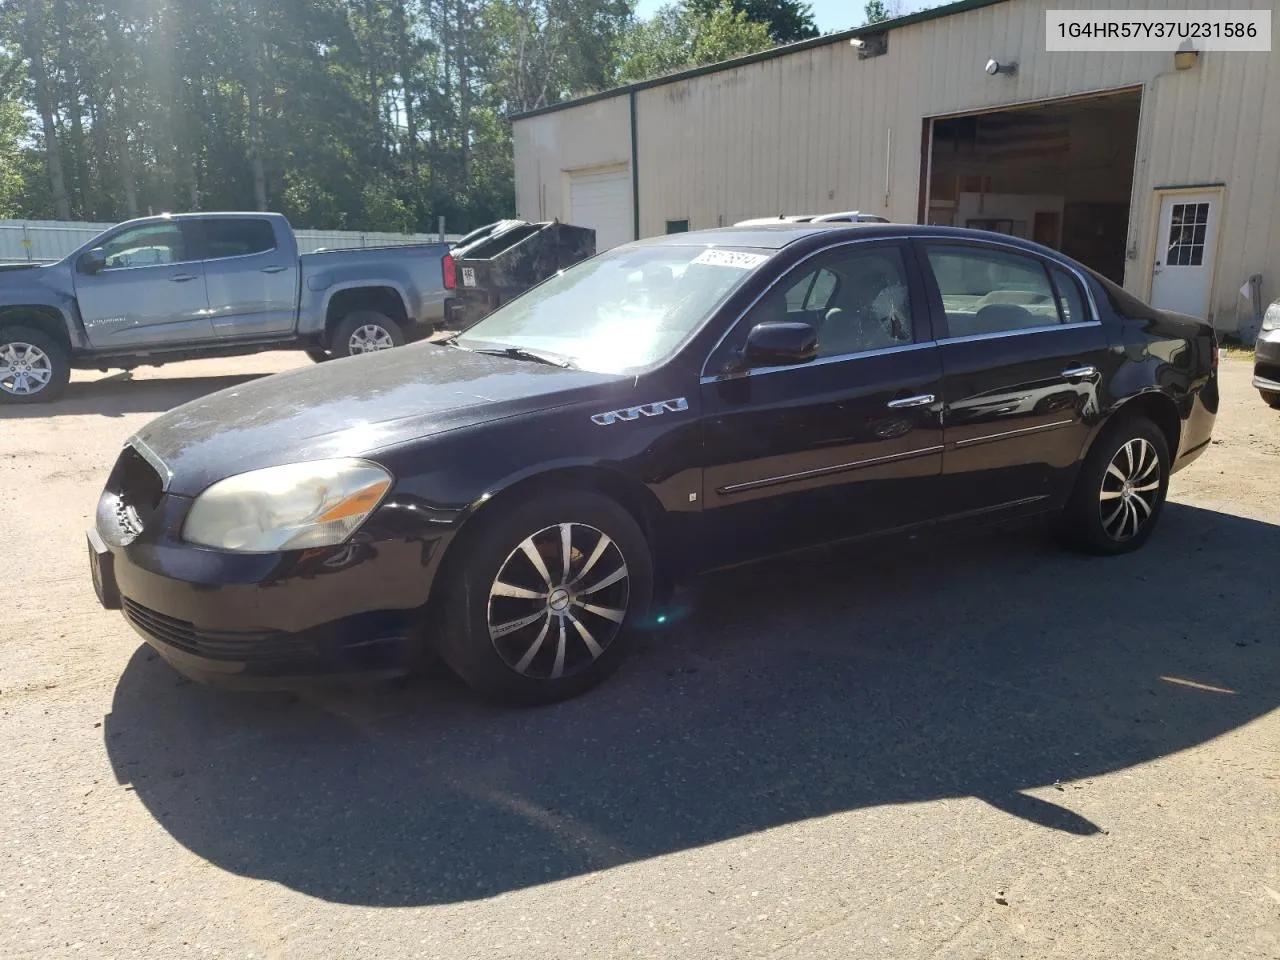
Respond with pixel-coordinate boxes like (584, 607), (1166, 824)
(1099, 437), (1161, 541)
(487, 522), (630, 680)
(348, 324), (396, 353)
(0, 341), (53, 396)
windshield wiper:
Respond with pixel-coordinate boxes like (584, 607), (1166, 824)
(471, 345), (576, 368)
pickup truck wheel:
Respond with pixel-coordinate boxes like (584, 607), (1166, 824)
(331, 310), (405, 358)
(0, 326), (70, 404)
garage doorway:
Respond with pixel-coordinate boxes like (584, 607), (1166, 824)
(566, 164), (633, 252)
(922, 88), (1141, 284)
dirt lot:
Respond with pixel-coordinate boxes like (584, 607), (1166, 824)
(2, 354), (1277, 959)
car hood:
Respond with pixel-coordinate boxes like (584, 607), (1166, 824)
(131, 343), (625, 496)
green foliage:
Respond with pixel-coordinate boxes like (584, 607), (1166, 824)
(864, 0), (893, 24)
(686, 0), (817, 44)
(0, 0), (796, 231)
(617, 0), (774, 85)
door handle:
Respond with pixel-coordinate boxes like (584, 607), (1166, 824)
(169, 274), (198, 283)
(886, 394), (936, 409)
(1061, 365), (1099, 381)
(261, 265), (288, 274)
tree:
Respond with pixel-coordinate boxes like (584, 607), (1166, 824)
(687, 0), (816, 45)
(864, 0), (903, 24)
(617, 0), (773, 85)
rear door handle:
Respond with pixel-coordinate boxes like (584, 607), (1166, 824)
(887, 394), (936, 409)
(169, 274), (198, 283)
(1062, 365), (1099, 381)
(261, 265), (288, 274)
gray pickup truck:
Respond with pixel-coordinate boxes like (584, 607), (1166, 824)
(0, 211), (457, 403)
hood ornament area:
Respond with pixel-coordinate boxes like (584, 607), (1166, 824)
(591, 397), (688, 426)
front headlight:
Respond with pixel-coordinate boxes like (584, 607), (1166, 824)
(182, 458), (392, 553)
(1262, 300), (1280, 332)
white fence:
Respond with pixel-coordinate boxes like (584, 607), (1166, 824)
(0, 218), (461, 263)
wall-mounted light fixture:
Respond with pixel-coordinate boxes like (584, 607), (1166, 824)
(1174, 39), (1200, 70)
(985, 58), (1017, 77)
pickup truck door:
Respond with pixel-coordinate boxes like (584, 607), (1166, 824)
(195, 216), (299, 338)
(75, 220), (214, 349)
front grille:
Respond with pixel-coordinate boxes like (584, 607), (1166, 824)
(123, 599), (316, 662)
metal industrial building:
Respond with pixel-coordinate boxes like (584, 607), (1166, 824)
(511, 0), (1277, 337)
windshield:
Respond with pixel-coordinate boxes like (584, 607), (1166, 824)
(456, 243), (772, 373)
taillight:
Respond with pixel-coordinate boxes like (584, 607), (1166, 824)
(442, 253), (456, 290)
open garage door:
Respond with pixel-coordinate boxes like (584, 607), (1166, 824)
(923, 89), (1141, 285)
(569, 166), (632, 252)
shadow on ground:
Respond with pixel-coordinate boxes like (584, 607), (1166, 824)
(0, 372), (268, 419)
(104, 503), (1278, 906)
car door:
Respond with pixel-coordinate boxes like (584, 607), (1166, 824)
(698, 240), (946, 565)
(195, 217), (299, 338)
(74, 220), (213, 349)
(918, 239), (1110, 517)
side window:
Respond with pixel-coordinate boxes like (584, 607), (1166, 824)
(1048, 265), (1088, 324)
(202, 219), (277, 259)
(737, 245), (916, 364)
(926, 244), (1062, 337)
(101, 224), (186, 269)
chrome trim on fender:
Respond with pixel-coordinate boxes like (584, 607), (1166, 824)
(952, 419), (1077, 449)
(717, 444), (944, 495)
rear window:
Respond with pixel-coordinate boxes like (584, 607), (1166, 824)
(202, 219), (276, 259)
(1084, 267), (1162, 320)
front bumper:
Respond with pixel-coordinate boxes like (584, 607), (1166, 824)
(89, 454), (452, 688)
(1254, 328), (1280, 392)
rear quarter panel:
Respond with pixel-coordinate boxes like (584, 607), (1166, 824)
(297, 244), (451, 335)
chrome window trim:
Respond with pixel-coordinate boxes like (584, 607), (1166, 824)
(699, 233), (1104, 380)
(200, 247), (281, 265)
(937, 320), (1103, 346)
(197, 218), (280, 263)
(698, 340), (935, 385)
(717, 444), (944, 495)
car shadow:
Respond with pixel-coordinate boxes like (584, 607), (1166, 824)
(104, 503), (1278, 906)
(0, 372), (269, 419)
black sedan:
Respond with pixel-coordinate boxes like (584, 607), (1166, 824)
(88, 224), (1219, 704)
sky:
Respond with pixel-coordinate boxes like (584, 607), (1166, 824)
(632, 0), (936, 34)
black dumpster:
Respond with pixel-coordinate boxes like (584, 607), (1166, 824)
(447, 219), (596, 330)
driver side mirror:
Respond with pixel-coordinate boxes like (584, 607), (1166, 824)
(78, 248), (106, 275)
(731, 321), (818, 371)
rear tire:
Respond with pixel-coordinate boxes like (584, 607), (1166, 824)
(1261, 389), (1280, 410)
(1057, 416), (1170, 556)
(330, 310), (405, 359)
(434, 491), (654, 706)
(0, 325), (70, 404)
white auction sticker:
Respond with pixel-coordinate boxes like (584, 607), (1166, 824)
(691, 248), (769, 270)
(1046, 10), (1271, 51)
(461, 266), (476, 287)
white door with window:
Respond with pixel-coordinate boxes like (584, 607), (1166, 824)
(568, 166), (632, 252)
(1150, 192), (1219, 318)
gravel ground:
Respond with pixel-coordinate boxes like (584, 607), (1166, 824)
(1, 353), (1277, 959)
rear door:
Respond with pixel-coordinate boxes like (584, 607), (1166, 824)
(196, 217), (298, 338)
(74, 220), (213, 349)
(918, 239), (1109, 516)
(698, 240), (946, 565)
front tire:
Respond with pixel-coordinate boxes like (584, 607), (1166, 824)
(0, 325), (70, 404)
(1261, 389), (1280, 410)
(330, 310), (405, 359)
(435, 491), (654, 706)
(1058, 417), (1170, 555)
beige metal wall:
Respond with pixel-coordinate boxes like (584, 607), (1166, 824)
(514, 0), (1279, 332)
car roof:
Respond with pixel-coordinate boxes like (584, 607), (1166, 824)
(630, 223), (1072, 259)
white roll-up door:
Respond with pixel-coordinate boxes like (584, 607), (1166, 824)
(568, 167), (632, 251)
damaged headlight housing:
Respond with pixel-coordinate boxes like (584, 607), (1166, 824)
(1262, 299), (1280, 332)
(183, 458), (392, 553)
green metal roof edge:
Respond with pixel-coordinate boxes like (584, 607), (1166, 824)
(510, 0), (1011, 122)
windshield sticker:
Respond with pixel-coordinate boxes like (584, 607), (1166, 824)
(691, 249), (768, 270)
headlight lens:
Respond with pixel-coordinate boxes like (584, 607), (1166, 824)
(182, 459), (392, 553)
(1262, 301), (1280, 332)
